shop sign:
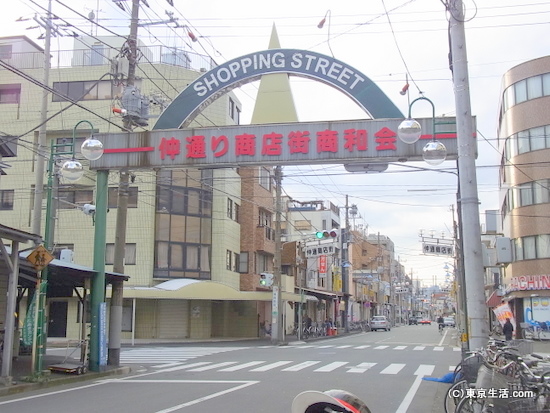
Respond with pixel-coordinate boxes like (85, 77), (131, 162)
(508, 274), (550, 291)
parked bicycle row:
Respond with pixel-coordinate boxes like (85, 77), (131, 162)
(444, 338), (550, 412)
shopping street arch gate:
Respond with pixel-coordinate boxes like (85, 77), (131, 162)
(91, 48), (471, 170)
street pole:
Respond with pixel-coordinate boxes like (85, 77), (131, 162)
(449, 0), (488, 350)
(271, 165), (284, 344)
(31, 0), (52, 236)
(342, 195), (350, 332)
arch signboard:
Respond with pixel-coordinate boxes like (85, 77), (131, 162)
(153, 48), (404, 130)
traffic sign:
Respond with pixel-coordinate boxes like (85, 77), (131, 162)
(27, 245), (54, 271)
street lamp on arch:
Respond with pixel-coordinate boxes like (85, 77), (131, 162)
(397, 96), (447, 166)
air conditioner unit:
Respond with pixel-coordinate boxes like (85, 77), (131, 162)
(59, 249), (74, 263)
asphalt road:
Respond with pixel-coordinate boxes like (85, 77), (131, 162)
(0, 324), (461, 413)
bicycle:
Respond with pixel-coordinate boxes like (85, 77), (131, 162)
(439, 323), (445, 335)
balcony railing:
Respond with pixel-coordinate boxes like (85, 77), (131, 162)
(2, 46), (215, 73)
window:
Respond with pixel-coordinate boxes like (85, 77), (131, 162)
(258, 209), (272, 228)
(0, 45), (12, 59)
(0, 84), (21, 104)
(256, 253), (269, 273)
(105, 243), (137, 265)
(0, 189), (14, 210)
(527, 76), (543, 100)
(52, 244), (74, 260)
(537, 235), (550, 259)
(523, 236), (536, 260)
(57, 189), (93, 209)
(52, 80), (123, 102)
(108, 186), (139, 208)
(226, 250), (232, 270)
(238, 251), (249, 273)
(259, 167), (271, 190)
(514, 79), (527, 104)
(227, 198), (233, 219)
(233, 252), (239, 272)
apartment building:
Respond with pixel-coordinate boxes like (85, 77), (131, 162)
(0, 34), (300, 341)
(498, 55), (550, 330)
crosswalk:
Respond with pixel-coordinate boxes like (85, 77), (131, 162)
(260, 344), (461, 352)
(120, 358), (451, 377)
(119, 344), (460, 366)
(120, 346), (250, 366)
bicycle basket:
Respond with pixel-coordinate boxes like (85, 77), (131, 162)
(462, 354), (484, 383)
(508, 339), (534, 355)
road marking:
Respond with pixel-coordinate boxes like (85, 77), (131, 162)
(433, 346), (444, 351)
(187, 362), (237, 372)
(380, 363), (406, 374)
(453, 347), (461, 351)
(218, 361), (265, 372)
(317, 345), (335, 348)
(250, 361), (293, 371)
(314, 361), (349, 372)
(151, 380), (259, 413)
(160, 362), (210, 372)
(152, 362), (184, 368)
(395, 365), (435, 413)
(335, 345), (353, 348)
(374, 345), (389, 349)
(355, 345), (370, 349)
(413, 346), (425, 351)
(282, 361), (322, 371)
(348, 362), (377, 373)
(394, 346), (407, 350)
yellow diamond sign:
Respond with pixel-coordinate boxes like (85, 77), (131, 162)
(27, 245), (54, 271)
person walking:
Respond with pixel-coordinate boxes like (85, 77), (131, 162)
(503, 318), (514, 341)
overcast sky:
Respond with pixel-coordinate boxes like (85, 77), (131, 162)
(2, 0), (549, 285)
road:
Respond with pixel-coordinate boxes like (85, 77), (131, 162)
(0, 324), (461, 413)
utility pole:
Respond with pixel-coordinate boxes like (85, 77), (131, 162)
(342, 195), (350, 332)
(271, 165), (284, 344)
(449, 0), (488, 350)
(107, 0), (141, 367)
(31, 0), (53, 236)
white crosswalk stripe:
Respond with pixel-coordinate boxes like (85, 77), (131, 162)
(347, 362), (377, 373)
(314, 361), (349, 372)
(380, 363), (406, 374)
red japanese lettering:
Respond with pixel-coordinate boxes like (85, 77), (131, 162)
(374, 127), (397, 151)
(288, 130), (310, 154)
(317, 130), (338, 153)
(235, 133), (256, 156)
(185, 135), (206, 158)
(159, 137), (181, 160)
(261, 132), (283, 155)
(343, 129), (367, 152)
(211, 135), (229, 158)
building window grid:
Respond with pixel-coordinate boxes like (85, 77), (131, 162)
(514, 234), (550, 262)
(502, 72), (550, 113)
(504, 125), (550, 160)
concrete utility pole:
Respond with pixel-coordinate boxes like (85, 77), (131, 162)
(272, 165), (284, 344)
(449, 0), (488, 350)
(108, 0), (141, 366)
(342, 195), (350, 332)
(31, 0), (53, 236)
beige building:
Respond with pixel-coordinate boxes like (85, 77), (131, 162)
(498, 55), (550, 331)
(0, 34), (301, 343)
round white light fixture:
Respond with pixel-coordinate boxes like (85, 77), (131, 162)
(60, 160), (84, 181)
(81, 137), (104, 161)
(422, 140), (447, 166)
(397, 119), (422, 144)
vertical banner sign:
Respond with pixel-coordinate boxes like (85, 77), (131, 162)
(319, 255), (327, 275)
(22, 291), (37, 346)
(272, 286), (279, 326)
(99, 302), (107, 366)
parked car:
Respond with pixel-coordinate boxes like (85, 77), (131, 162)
(371, 315), (391, 331)
(443, 317), (455, 327)
(419, 319), (432, 325)
(408, 317), (418, 325)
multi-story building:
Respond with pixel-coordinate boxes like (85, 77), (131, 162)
(498, 55), (550, 331)
(0, 34), (302, 342)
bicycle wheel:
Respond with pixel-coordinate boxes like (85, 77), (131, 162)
(444, 379), (468, 413)
(522, 328), (533, 339)
(455, 396), (491, 413)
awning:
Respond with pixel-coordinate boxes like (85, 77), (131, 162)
(301, 287), (341, 300)
(486, 290), (503, 307)
(118, 279), (303, 302)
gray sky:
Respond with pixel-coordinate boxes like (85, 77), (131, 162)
(2, 0), (548, 284)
